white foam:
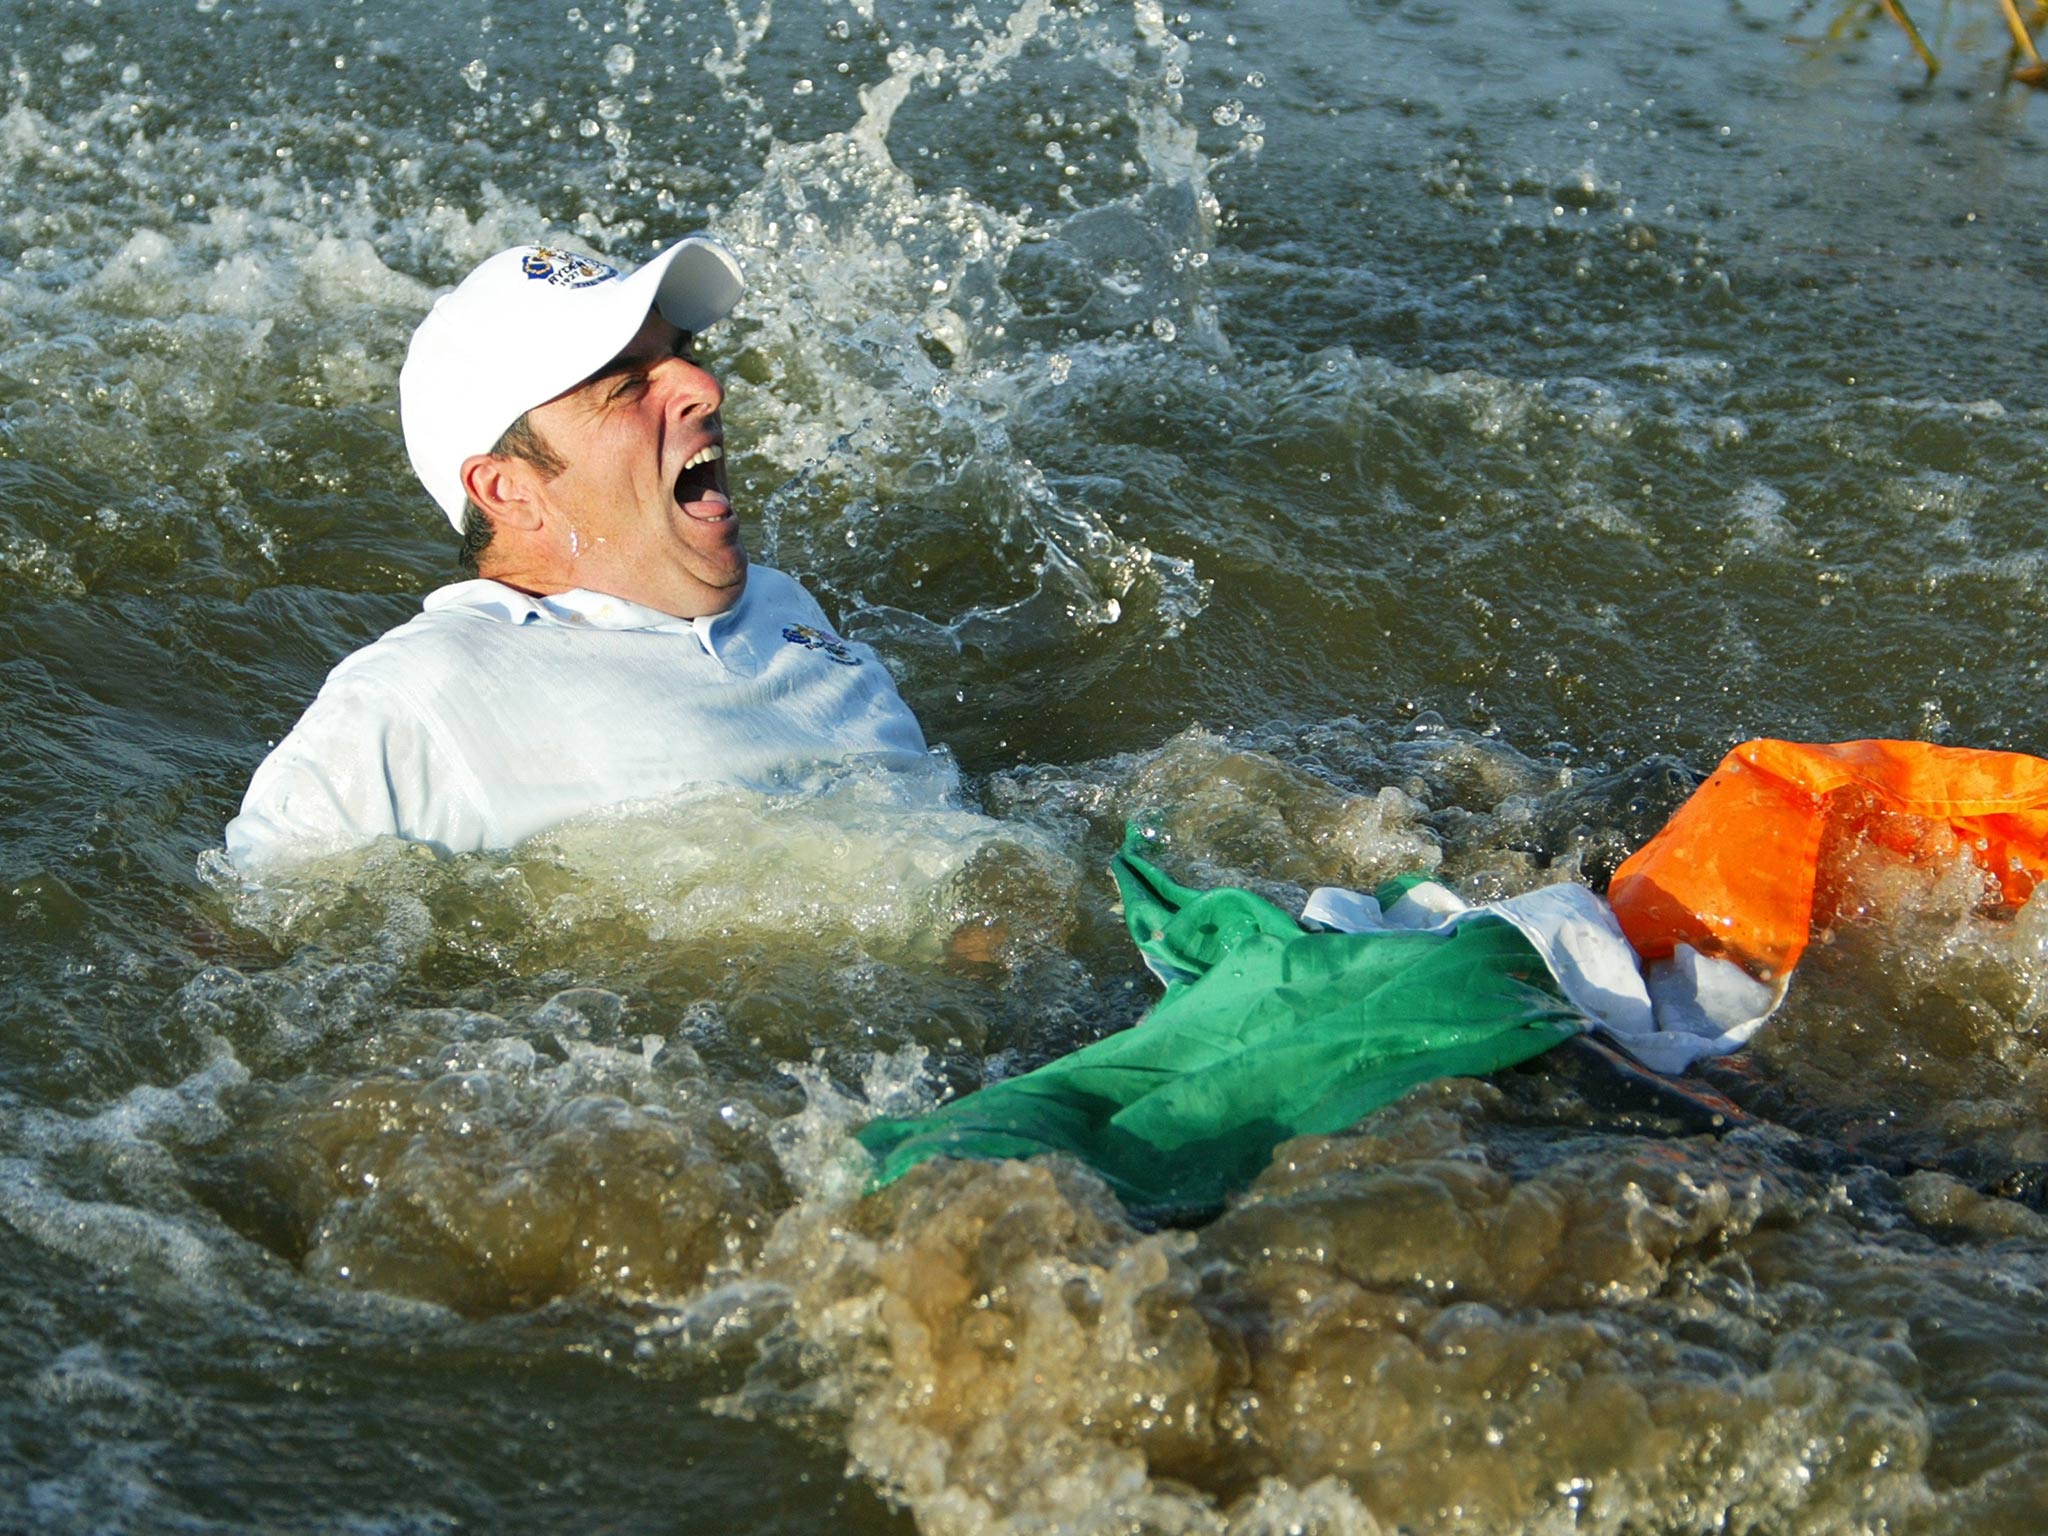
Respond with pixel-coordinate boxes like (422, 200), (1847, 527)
(0, 1155), (232, 1291)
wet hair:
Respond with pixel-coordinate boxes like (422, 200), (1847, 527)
(457, 413), (567, 574)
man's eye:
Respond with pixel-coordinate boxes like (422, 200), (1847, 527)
(609, 374), (649, 401)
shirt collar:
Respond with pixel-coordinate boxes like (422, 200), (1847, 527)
(423, 579), (746, 636)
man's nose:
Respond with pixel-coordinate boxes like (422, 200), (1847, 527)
(653, 354), (723, 418)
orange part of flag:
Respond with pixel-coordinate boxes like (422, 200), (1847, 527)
(1608, 739), (2048, 981)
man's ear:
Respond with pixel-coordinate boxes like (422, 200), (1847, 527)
(459, 453), (546, 531)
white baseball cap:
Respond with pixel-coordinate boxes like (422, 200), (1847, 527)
(399, 234), (745, 530)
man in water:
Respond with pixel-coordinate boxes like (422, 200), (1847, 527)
(226, 236), (929, 871)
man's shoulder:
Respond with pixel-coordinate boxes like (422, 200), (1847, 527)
(739, 564), (821, 612)
(735, 566), (849, 642)
(322, 580), (534, 692)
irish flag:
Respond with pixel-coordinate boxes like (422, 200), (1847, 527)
(857, 740), (2048, 1211)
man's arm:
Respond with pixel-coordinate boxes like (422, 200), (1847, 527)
(226, 676), (487, 873)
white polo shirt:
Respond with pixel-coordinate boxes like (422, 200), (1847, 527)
(225, 566), (930, 871)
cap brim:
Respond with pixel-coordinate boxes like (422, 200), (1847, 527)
(651, 235), (745, 337)
(527, 234), (745, 405)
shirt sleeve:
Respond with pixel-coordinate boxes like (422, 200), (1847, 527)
(224, 672), (485, 873)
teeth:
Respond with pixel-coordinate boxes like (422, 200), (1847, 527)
(682, 444), (724, 471)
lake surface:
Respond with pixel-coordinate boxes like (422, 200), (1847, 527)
(6, 0), (2048, 1530)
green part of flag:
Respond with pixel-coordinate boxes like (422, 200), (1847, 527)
(856, 829), (1586, 1212)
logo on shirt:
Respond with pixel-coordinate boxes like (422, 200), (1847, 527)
(782, 624), (862, 666)
(521, 247), (620, 288)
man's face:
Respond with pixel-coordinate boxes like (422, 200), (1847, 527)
(522, 306), (745, 616)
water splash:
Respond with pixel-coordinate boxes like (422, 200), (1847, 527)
(713, 0), (1219, 657)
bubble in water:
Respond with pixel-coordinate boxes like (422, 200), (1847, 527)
(604, 43), (636, 80)
(460, 59), (488, 93)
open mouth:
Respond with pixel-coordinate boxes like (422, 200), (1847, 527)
(673, 441), (731, 521)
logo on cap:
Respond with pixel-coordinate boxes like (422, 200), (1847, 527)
(520, 247), (620, 288)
